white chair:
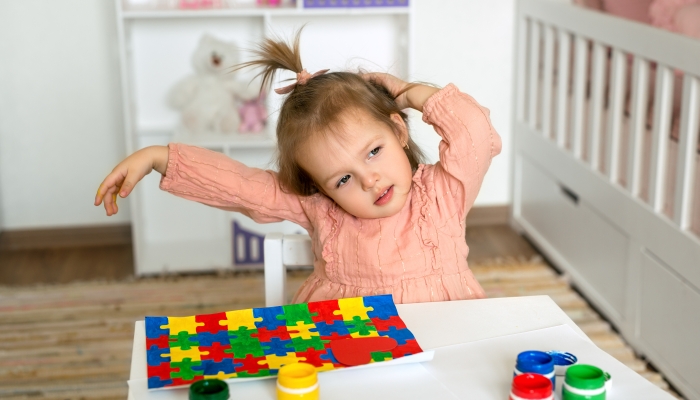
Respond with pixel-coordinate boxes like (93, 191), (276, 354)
(263, 233), (314, 307)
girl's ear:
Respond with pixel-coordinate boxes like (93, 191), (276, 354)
(389, 113), (409, 145)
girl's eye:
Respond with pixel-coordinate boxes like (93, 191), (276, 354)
(369, 147), (381, 158)
(336, 175), (351, 188)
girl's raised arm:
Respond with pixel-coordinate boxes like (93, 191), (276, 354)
(422, 84), (502, 217)
(159, 143), (312, 231)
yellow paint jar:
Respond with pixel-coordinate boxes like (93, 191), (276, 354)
(276, 363), (319, 400)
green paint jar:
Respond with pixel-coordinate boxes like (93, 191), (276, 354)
(189, 379), (230, 400)
(562, 365), (606, 400)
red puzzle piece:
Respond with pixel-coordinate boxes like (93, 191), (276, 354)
(171, 376), (203, 386)
(309, 299), (343, 324)
(320, 332), (352, 344)
(329, 337), (398, 366)
(390, 338), (423, 358)
(233, 354), (268, 375)
(200, 342), (233, 363)
(146, 334), (170, 349)
(148, 362), (175, 380)
(295, 347), (329, 367)
(256, 325), (291, 342)
(195, 312), (228, 334)
(372, 315), (407, 331)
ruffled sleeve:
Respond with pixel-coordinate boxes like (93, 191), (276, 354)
(421, 83), (502, 218)
(159, 143), (312, 231)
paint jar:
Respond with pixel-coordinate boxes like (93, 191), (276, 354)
(509, 373), (553, 400)
(277, 363), (319, 400)
(547, 351), (578, 398)
(514, 351), (555, 388)
(562, 364), (606, 400)
(189, 379), (230, 400)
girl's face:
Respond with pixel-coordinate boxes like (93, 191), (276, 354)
(298, 110), (414, 219)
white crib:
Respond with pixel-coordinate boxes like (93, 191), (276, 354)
(511, 0), (700, 398)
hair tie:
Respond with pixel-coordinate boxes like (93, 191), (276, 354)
(274, 68), (329, 94)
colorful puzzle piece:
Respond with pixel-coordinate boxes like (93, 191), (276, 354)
(334, 297), (374, 321)
(222, 309), (263, 331)
(195, 312), (228, 334)
(145, 294), (422, 389)
(162, 316), (204, 335)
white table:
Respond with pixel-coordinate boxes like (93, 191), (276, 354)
(128, 295), (673, 399)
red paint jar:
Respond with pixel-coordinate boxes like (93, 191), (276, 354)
(510, 373), (553, 400)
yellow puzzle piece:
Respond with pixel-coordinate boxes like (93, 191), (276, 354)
(222, 309), (263, 331)
(162, 316), (204, 335)
(334, 297), (374, 321)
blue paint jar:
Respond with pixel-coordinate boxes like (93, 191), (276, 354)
(514, 350), (555, 387)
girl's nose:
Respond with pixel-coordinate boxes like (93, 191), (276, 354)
(361, 171), (380, 191)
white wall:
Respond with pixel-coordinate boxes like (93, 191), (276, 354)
(0, 0), (130, 230)
(0, 0), (515, 231)
(411, 0), (515, 206)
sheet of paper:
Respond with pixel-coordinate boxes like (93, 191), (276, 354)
(129, 361), (456, 400)
(421, 324), (674, 399)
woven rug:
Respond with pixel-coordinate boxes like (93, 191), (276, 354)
(0, 259), (680, 399)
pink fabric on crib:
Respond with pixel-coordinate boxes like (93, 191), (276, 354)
(601, 0), (653, 23)
(159, 84), (502, 304)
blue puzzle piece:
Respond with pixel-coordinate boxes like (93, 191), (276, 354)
(380, 326), (414, 346)
(364, 294), (399, 320)
(315, 320), (350, 337)
(260, 337), (295, 356)
(146, 345), (171, 367)
(253, 306), (286, 330)
(147, 376), (173, 389)
(198, 330), (230, 347)
(202, 358), (243, 375)
(145, 316), (169, 338)
(319, 348), (340, 365)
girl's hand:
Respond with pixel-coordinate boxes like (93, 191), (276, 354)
(94, 145), (169, 216)
(362, 73), (440, 112)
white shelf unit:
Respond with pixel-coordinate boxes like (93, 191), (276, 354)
(115, 0), (414, 275)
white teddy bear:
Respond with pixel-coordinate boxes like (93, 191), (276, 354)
(168, 34), (259, 134)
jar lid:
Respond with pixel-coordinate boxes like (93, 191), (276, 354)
(547, 351), (577, 366)
(565, 364), (606, 390)
(516, 350), (555, 374)
(277, 362), (318, 390)
(511, 373), (553, 399)
(189, 379), (229, 400)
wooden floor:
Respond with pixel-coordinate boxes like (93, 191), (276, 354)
(0, 225), (537, 286)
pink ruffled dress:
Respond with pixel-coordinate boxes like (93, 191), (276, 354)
(160, 84), (502, 304)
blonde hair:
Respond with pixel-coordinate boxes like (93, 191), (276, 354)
(235, 30), (425, 196)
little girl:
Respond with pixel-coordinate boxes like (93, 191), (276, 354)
(95, 33), (502, 304)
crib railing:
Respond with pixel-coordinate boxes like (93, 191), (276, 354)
(515, 0), (700, 235)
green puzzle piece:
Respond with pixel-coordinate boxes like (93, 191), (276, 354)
(291, 336), (328, 352)
(277, 304), (317, 326)
(370, 351), (393, 362)
(345, 316), (377, 337)
(169, 331), (199, 350)
(170, 357), (203, 381)
(225, 341), (264, 358)
(228, 326), (259, 347)
(237, 369), (272, 378)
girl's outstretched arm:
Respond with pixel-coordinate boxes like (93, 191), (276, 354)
(94, 146), (169, 216)
(159, 143), (312, 230)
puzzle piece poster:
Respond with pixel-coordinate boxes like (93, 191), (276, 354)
(145, 294), (423, 389)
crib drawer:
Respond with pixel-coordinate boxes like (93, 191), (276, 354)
(639, 250), (700, 397)
(519, 156), (628, 319)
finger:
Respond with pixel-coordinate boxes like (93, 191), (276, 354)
(103, 186), (119, 216)
(119, 178), (134, 198)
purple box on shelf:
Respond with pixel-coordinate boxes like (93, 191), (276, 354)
(304, 0), (408, 8)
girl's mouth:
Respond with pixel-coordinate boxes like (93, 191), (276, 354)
(374, 185), (394, 206)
